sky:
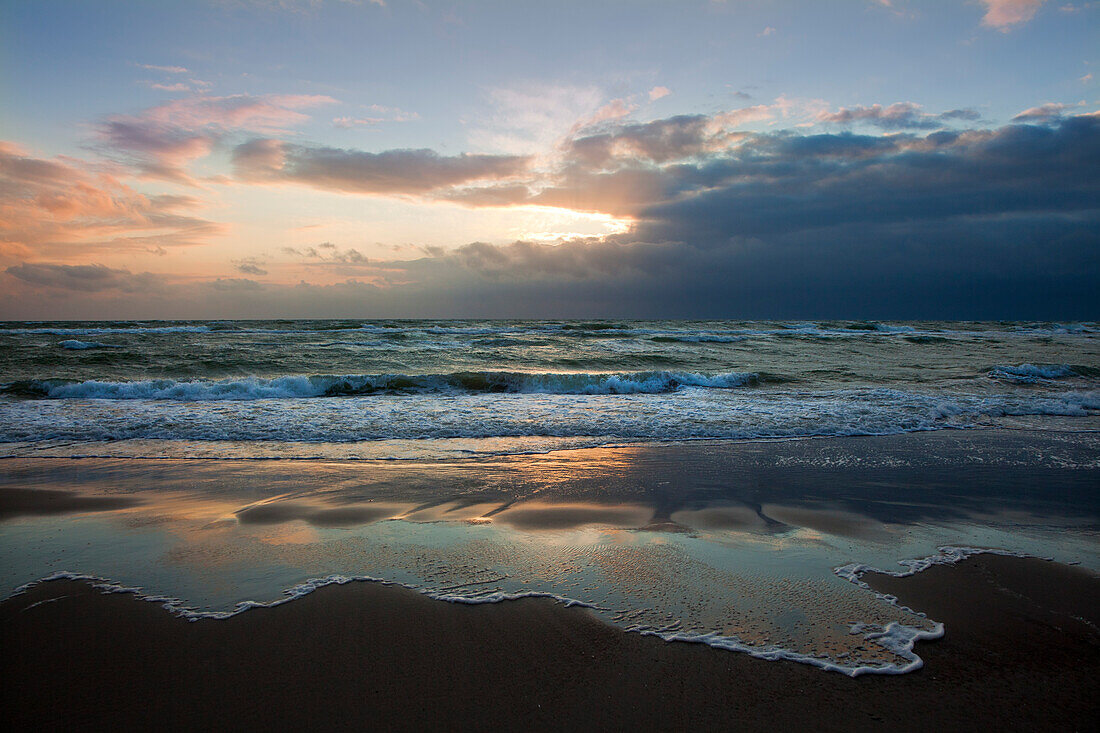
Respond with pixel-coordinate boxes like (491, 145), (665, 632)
(1, 0), (1097, 319)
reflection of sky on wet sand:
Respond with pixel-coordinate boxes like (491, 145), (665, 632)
(1, 431), (1097, 673)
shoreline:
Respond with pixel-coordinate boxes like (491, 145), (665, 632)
(3, 555), (1097, 731)
(4, 419), (1100, 463)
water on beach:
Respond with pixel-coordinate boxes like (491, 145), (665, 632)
(1, 320), (1098, 674)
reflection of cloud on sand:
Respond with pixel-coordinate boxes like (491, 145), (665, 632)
(235, 501), (412, 529)
(670, 505), (767, 532)
(762, 505), (892, 540)
(492, 502), (653, 531)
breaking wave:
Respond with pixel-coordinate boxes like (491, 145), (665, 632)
(988, 364), (1080, 383)
(4, 370), (764, 400)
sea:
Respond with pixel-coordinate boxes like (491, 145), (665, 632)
(1, 318), (1098, 458)
(1, 319), (1098, 674)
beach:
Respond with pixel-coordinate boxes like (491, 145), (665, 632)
(1, 320), (1097, 727)
(3, 554), (1097, 731)
(5, 0), (1100, 723)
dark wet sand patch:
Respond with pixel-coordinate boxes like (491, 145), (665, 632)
(0, 486), (139, 521)
(2, 555), (1097, 731)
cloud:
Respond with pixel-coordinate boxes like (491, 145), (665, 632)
(136, 63), (189, 74)
(629, 115), (1100, 242)
(648, 86), (671, 102)
(10, 105), (1095, 320)
(0, 141), (223, 262)
(980, 0), (1047, 30)
(1012, 102), (1070, 121)
(145, 82), (193, 93)
(5, 262), (162, 293)
(333, 116), (386, 128)
(333, 105), (418, 128)
(561, 105), (771, 168)
(414, 114), (1100, 318)
(233, 257), (268, 275)
(758, 26), (776, 36)
(818, 102), (980, 130)
(96, 94), (336, 183)
(206, 277), (264, 291)
(284, 242), (370, 263)
(232, 139), (531, 194)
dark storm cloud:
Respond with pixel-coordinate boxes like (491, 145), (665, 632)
(631, 115), (1100, 244)
(232, 139), (532, 194)
(408, 114), (1100, 318)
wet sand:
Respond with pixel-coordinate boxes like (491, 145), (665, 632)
(2, 555), (1097, 731)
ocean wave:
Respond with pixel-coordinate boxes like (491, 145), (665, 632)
(58, 340), (123, 350)
(5, 325), (211, 335)
(988, 364), (1079, 383)
(2, 388), (1096, 448)
(650, 335), (747, 343)
(5, 370), (764, 400)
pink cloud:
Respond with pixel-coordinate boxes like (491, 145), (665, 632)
(1011, 102), (1069, 121)
(97, 94), (336, 183)
(146, 82), (193, 92)
(980, 0), (1046, 30)
(648, 86), (671, 101)
(136, 63), (189, 74)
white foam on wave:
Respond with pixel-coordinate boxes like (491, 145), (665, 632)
(58, 340), (123, 350)
(834, 545), (1044, 587)
(829, 545), (1054, 674)
(12, 570), (597, 623)
(988, 364), (1077, 383)
(11, 551), (961, 678)
(3, 386), (1098, 448)
(646, 622), (942, 676)
(22, 370), (763, 401)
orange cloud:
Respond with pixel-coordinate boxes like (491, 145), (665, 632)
(0, 142), (223, 263)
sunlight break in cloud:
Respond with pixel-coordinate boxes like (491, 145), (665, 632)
(980, 0), (1047, 30)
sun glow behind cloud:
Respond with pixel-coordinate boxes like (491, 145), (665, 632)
(503, 207), (634, 243)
